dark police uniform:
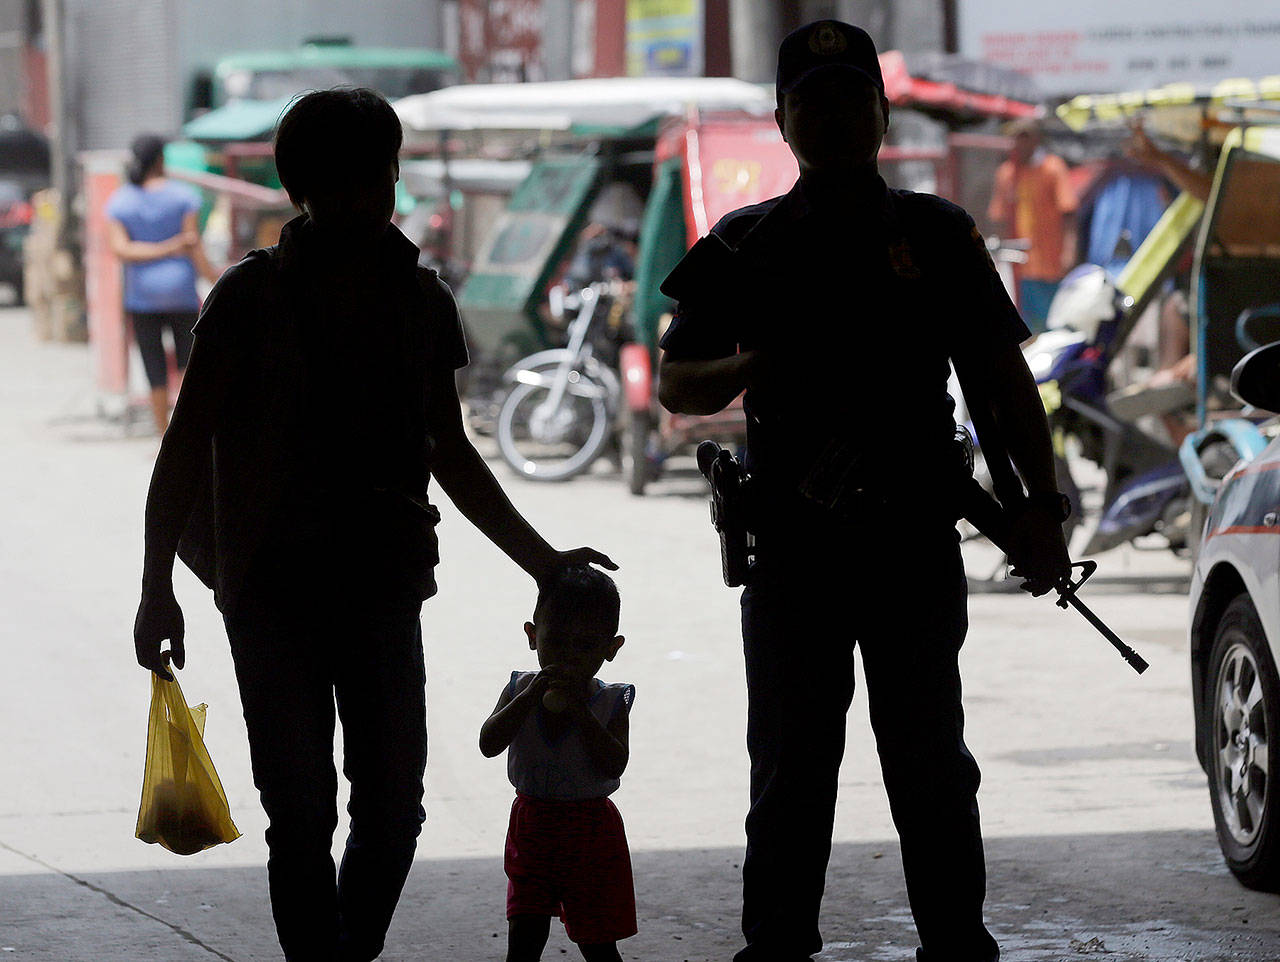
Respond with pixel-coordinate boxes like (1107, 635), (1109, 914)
(660, 173), (1028, 962)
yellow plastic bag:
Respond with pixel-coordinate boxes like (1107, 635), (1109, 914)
(135, 669), (241, 855)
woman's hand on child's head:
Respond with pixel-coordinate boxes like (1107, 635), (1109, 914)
(536, 547), (619, 587)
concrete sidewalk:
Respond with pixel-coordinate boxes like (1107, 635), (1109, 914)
(4, 831), (1278, 961)
(1, 304), (1276, 962)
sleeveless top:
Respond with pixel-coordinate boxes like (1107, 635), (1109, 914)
(505, 670), (635, 800)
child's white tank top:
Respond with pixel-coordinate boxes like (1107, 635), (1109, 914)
(506, 670), (635, 800)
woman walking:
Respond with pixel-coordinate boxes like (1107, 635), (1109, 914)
(106, 134), (221, 433)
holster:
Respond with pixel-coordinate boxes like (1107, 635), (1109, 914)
(697, 442), (755, 588)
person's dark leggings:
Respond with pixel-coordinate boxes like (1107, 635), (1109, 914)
(129, 310), (195, 388)
(734, 525), (999, 962)
(224, 581), (427, 962)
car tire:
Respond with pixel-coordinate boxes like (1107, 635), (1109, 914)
(1205, 593), (1280, 891)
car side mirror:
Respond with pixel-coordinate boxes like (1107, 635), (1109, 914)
(1231, 341), (1280, 412)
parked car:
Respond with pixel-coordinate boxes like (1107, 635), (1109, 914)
(0, 179), (33, 302)
(1171, 115), (1280, 890)
(1189, 341), (1280, 891)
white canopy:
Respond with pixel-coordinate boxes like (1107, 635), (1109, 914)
(399, 158), (533, 195)
(394, 76), (774, 133)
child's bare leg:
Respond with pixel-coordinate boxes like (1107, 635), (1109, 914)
(507, 915), (551, 962)
(578, 942), (622, 962)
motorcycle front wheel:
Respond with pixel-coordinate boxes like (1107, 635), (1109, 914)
(496, 378), (612, 481)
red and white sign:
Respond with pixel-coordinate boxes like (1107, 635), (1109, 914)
(960, 0), (1280, 96)
(458, 0), (546, 83)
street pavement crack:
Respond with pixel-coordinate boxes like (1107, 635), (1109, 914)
(0, 838), (240, 961)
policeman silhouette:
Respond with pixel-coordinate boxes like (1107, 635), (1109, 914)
(659, 21), (1072, 962)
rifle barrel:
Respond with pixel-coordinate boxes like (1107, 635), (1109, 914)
(1059, 591), (1149, 673)
(959, 479), (1148, 675)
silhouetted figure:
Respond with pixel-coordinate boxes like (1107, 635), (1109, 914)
(480, 566), (635, 962)
(106, 134), (221, 433)
(658, 21), (1073, 962)
(132, 88), (614, 962)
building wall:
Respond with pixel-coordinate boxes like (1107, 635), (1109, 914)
(727, 0), (945, 84)
(174, 0), (445, 89)
(65, 0), (446, 150)
(67, 0), (181, 152)
(450, 0), (728, 83)
(0, 0), (27, 117)
(826, 0), (943, 54)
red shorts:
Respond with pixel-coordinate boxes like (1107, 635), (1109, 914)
(504, 793), (637, 945)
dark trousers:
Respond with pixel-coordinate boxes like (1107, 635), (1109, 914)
(128, 310), (196, 388)
(224, 579), (427, 962)
(734, 524), (999, 962)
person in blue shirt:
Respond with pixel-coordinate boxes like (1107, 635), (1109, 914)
(106, 134), (221, 433)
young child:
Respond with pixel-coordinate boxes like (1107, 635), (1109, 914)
(480, 566), (636, 962)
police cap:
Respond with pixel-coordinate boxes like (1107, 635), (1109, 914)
(776, 20), (884, 102)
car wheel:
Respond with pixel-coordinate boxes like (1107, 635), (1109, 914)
(1206, 594), (1280, 891)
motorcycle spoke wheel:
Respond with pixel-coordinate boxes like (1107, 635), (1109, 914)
(497, 380), (612, 482)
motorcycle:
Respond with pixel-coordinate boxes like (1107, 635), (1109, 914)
(495, 279), (629, 481)
(1018, 262), (1242, 556)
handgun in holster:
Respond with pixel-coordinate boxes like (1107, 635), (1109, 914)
(695, 441), (755, 588)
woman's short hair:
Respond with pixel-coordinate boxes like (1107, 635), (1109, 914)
(274, 87), (403, 208)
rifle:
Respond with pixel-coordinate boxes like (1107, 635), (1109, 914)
(695, 437), (1148, 675)
(950, 344), (1149, 675)
(955, 455), (1149, 674)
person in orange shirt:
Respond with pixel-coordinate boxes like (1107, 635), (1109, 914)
(988, 119), (1077, 334)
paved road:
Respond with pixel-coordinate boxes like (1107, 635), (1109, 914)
(1, 306), (1276, 961)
